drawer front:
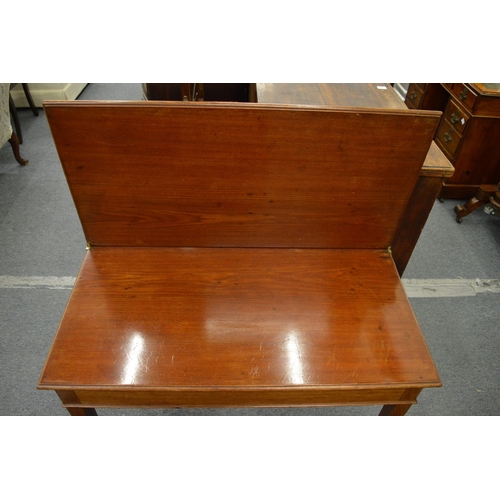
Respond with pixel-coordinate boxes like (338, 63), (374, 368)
(451, 83), (477, 111)
(435, 119), (462, 158)
(444, 98), (469, 134)
(405, 84), (424, 108)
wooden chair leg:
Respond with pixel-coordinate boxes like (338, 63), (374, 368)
(8, 132), (29, 166)
(22, 83), (39, 116)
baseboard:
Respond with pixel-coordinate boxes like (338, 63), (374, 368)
(10, 83), (88, 108)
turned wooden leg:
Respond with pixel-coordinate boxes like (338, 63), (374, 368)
(8, 132), (29, 166)
(454, 184), (498, 222)
(56, 390), (98, 416)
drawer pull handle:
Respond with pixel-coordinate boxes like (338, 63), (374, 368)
(410, 92), (417, 100)
(451, 112), (461, 124)
(444, 132), (453, 143)
(459, 89), (468, 101)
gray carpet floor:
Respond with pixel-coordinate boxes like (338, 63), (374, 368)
(1, 83), (499, 416)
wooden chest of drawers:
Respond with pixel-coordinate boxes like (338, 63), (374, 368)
(405, 83), (448, 111)
(407, 83), (500, 199)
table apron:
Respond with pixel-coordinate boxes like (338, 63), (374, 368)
(53, 387), (425, 408)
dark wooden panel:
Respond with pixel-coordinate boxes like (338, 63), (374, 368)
(44, 101), (440, 249)
(38, 248), (441, 393)
(143, 83), (253, 102)
(405, 83), (448, 112)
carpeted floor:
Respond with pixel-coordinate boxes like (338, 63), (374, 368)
(1, 83), (499, 416)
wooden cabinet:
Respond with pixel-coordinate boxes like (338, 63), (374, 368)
(407, 83), (500, 199)
(405, 83), (449, 111)
(143, 83), (257, 102)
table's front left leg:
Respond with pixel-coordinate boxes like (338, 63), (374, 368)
(66, 407), (98, 416)
(379, 403), (413, 416)
(56, 390), (98, 416)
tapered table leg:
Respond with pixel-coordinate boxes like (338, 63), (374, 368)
(379, 404), (413, 416)
(56, 390), (98, 416)
(67, 407), (98, 416)
(379, 388), (422, 415)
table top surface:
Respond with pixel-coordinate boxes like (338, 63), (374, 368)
(38, 247), (441, 391)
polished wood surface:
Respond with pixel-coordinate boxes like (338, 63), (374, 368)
(39, 100), (442, 415)
(39, 248), (440, 405)
(256, 83), (453, 176)
(44, 101), (439, 250)
(255, 83), (454, 275)
(256, 83), (454, 178)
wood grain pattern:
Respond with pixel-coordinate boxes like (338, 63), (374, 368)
(39, 99), (443, 415)
(256, 83), (453, 177)
(254, 83), (453, 275)
(44, 101), (440, 249)
(38, 248), (441, 403)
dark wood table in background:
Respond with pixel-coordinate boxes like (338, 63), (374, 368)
(256, 83), (455, 275)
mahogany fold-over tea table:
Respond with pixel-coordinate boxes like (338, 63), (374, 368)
(38, 101), (442, 415)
